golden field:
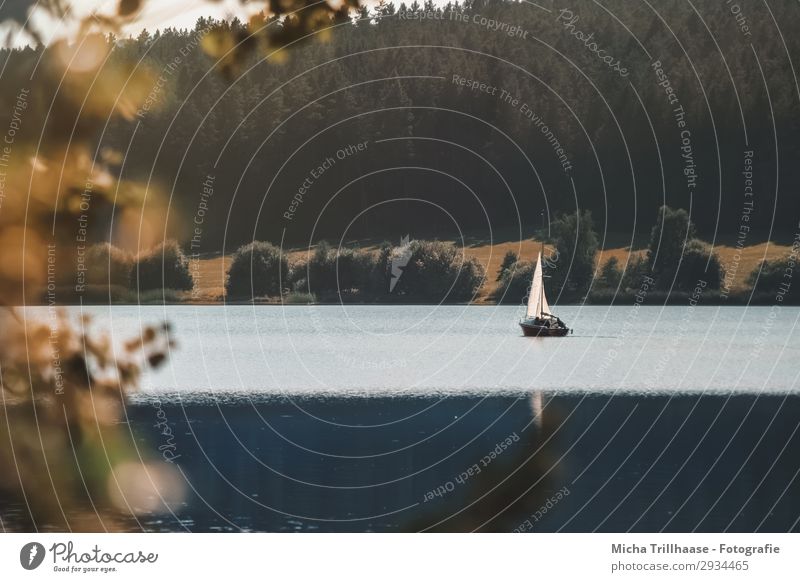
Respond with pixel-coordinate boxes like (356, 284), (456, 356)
(187, 236), (795, 303)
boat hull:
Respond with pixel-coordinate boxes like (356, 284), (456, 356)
(519, 321), (570, 337)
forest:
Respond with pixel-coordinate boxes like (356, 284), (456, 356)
(0, 0), (797, 255)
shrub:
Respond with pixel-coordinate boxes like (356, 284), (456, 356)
(392, 240), (485, 302)
(620, 255), (650, 291)
(85, 243), (134, 288)
(497, 250), (518, 282)
(747, 257), (799, 301)
(330, 247), (374, 295)
(283, 291), (316, 304)
(597, 256), (622, 289)
(493, 259), (534, 304)
(289, 240), (485, 302)
(679, 239), (723, 290)
(303, 241), (336, 294)
(291, 242), (380, 300)
(226, 241), (288, 299)
(363, 242), (393, 296)
(133, 240), (194, 293)
(453, 257), (486, 301)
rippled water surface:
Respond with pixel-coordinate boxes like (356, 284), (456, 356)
(42, 304), (800, 394)
(7, 305), (800, 532)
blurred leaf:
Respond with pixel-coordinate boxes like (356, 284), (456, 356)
(117, 0), (142, 18)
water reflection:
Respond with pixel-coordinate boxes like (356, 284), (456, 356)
(3, 391), (800, 532)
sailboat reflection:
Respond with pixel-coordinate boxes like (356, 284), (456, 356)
(408, 390), (564, 532)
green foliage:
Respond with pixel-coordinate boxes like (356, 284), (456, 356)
(497, 250), (518, 282)
(298, 241), (337, 295)
(392, 240), (485, 302)
(548, 210), (599, 300)
(620, 255), (650, 291)
(0, 0), (800, 258)
(493, 259), (534, 305)
(289, 240), (484, 302)
(283, 291), (317, 304)
(647, 206), (696, 287)
(747, 257), (799, 300)
(4, 2), (795, 254)
(645, 206), (723, 291)
(291, 242), (379, 300)
(226, 241), (288, 299)
(133, 240), (194, 293)
(85, 243), (133, 288)
(681, 240), (723, 290)
(597, 256), (622, 289)
(0, 0), (354, 532)
(368, 242), (394, 295)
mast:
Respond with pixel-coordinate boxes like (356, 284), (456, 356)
(524, 211), (552, 321)
(540, 211), (545, 318)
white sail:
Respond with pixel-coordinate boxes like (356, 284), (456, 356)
(526, 251), (551, 319)
(542, 273), (551, 315)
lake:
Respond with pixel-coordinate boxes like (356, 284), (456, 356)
(12, 305), (800, 531)
(67, 304), (800, 394)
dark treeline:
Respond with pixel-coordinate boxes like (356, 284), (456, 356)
(1, 0), (798, 253)
(79, 206), (800, 305)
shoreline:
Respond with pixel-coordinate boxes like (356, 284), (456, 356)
(18, 294), (800, 307)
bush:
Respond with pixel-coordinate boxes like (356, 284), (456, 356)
(291, 242), (380, 300)
(283, 291), (316, 304)
(497, 250), (518, 282)
(747, 257), (799, 301)
(303, 241), (336, 294)
(288, 240), (485, 302)
(133, 240), (193, 293)
(226, 241), (288, 299)
(620, 255), (650, 291)
(85, 243), (133, 288)
(493, 259), (534, 304)
(680, 239), (723, 290)
(392, 240), (485, 302)
(596, 256), (622, 289)
(330, 247), (376, 295)
(364, 242), (393, 296)
(453, 257), (486, 301)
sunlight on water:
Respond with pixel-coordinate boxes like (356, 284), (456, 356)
(23, 305), (800, 395)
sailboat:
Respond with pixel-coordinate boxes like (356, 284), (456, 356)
(519, 249), (571, 337)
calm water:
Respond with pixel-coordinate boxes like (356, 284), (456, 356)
(121, 393), (800, 532)
(7, 305), (800, 532)
(60, 304), (800, 394)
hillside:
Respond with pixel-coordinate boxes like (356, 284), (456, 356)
(187, 235), (795, 303)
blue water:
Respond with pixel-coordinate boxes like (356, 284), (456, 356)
(121, 393), (800, 532)
(7, 305), (799, 532)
